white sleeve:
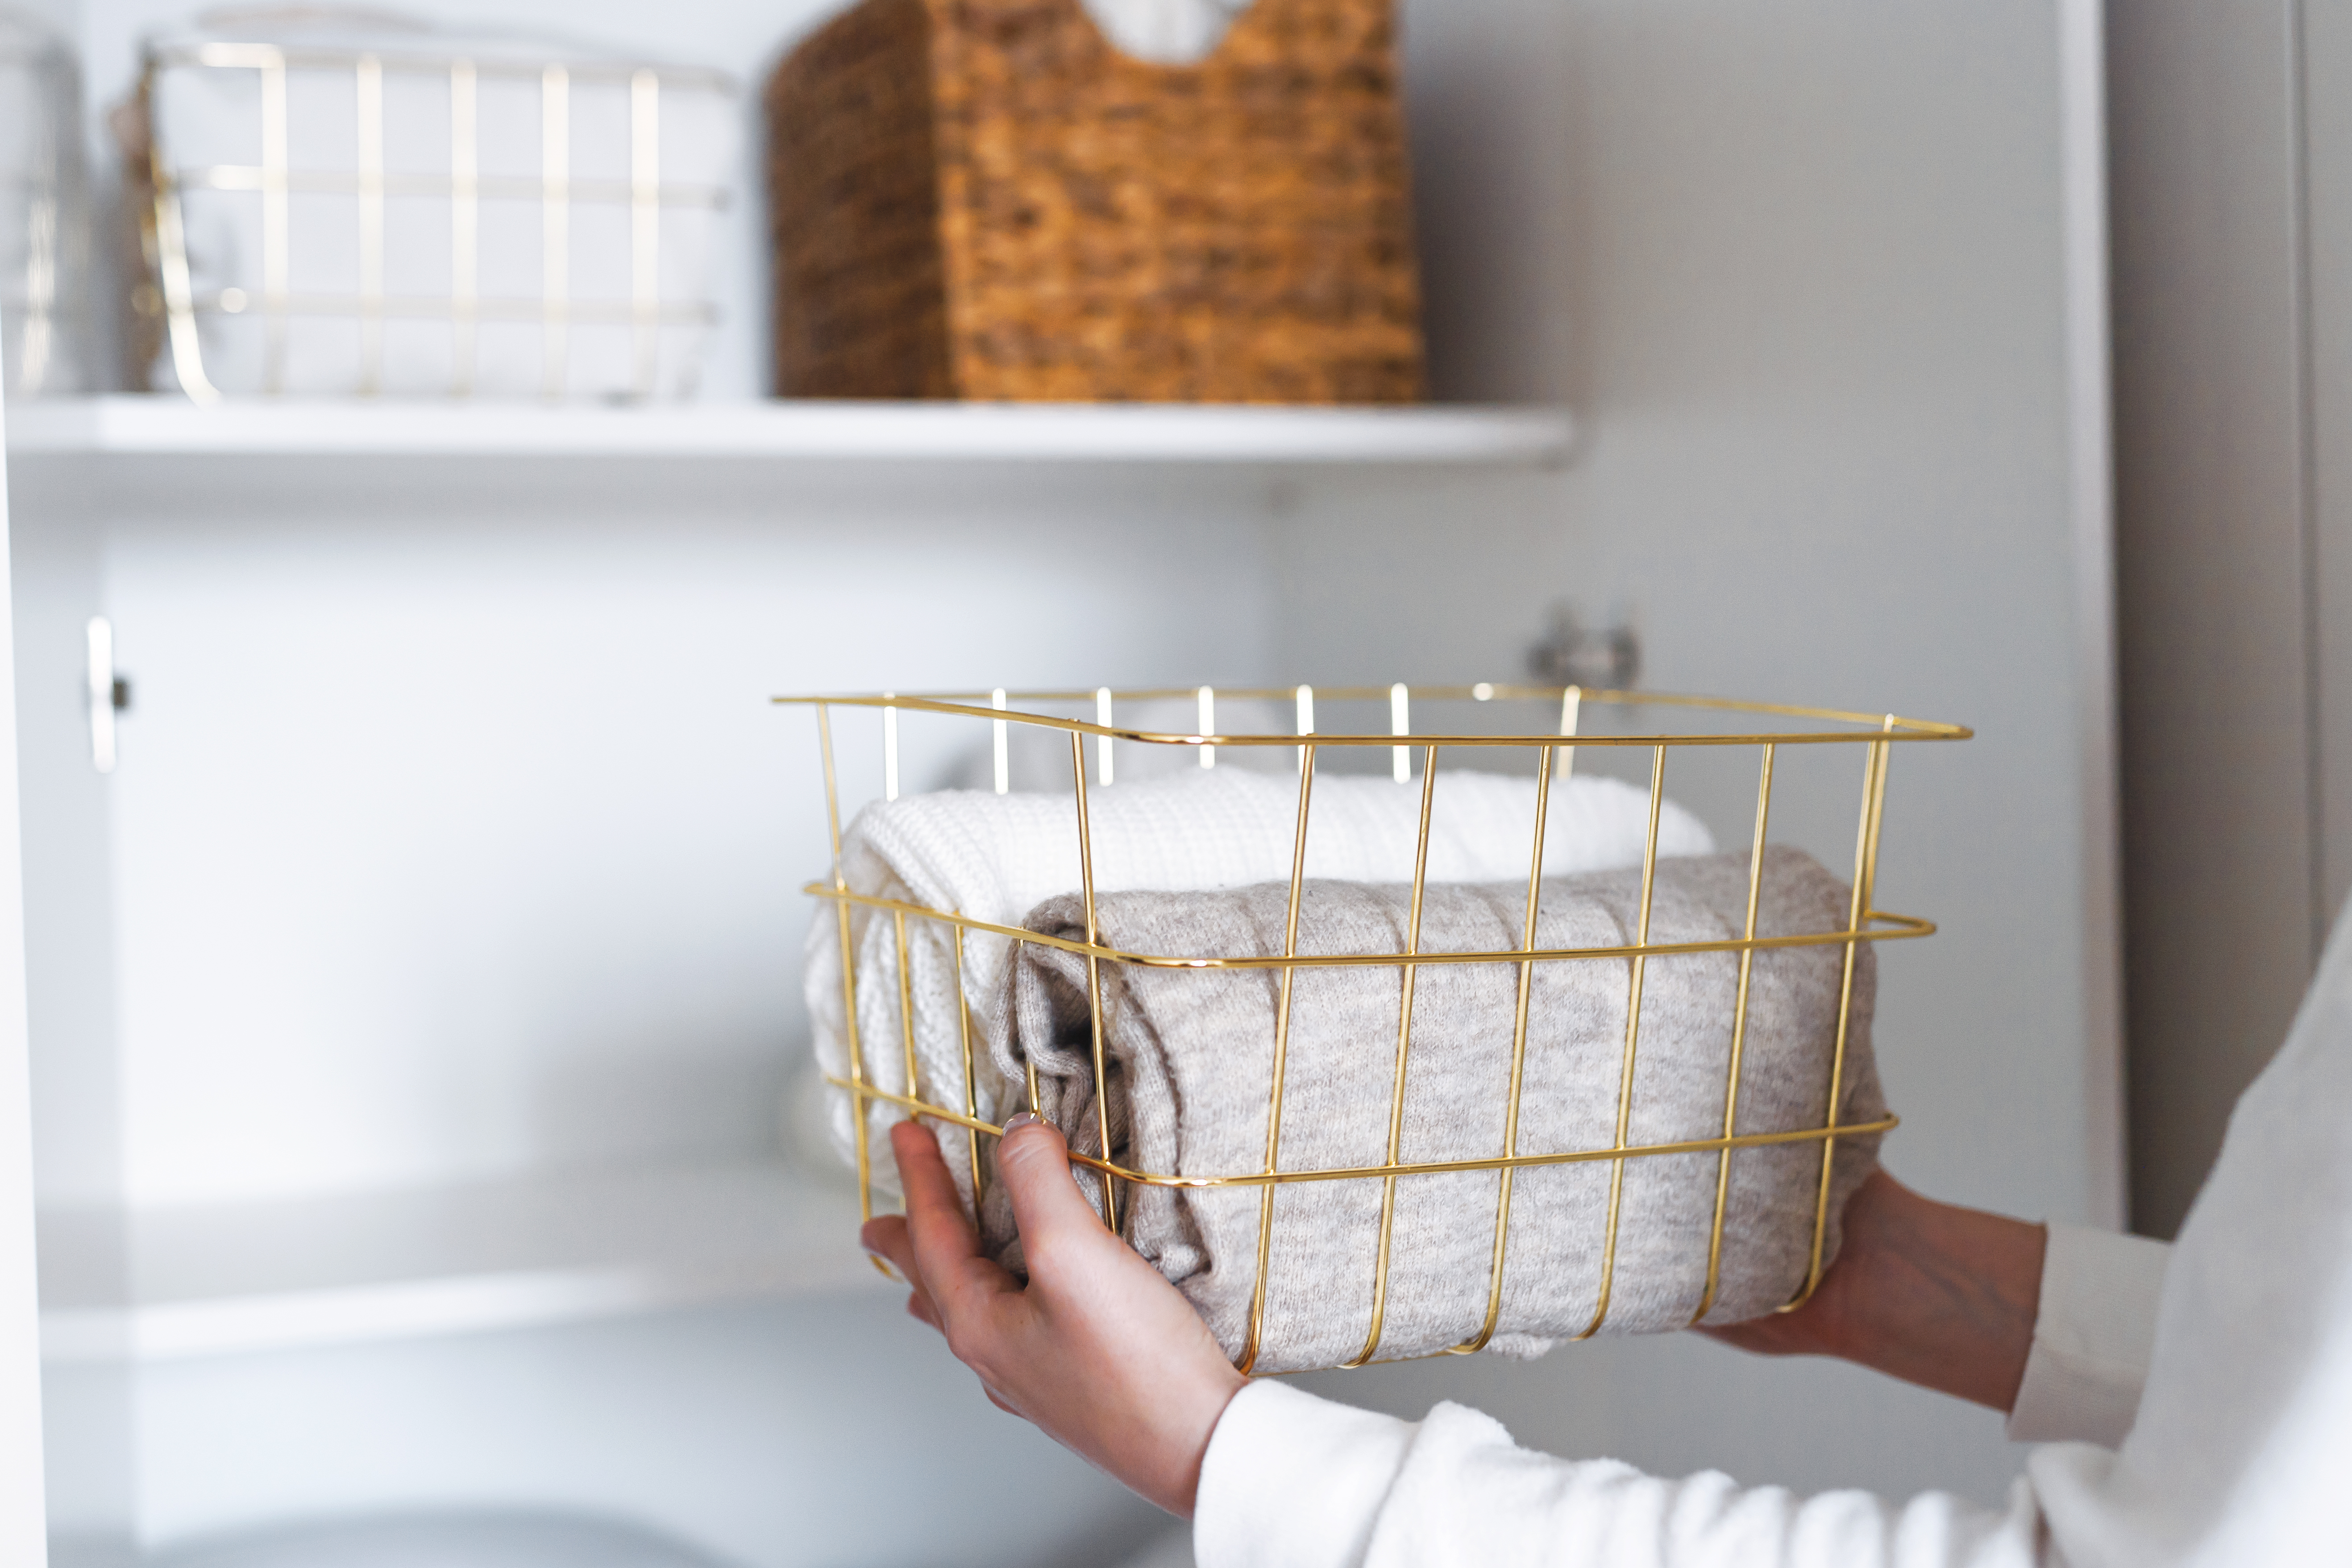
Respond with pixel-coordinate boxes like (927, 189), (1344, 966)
(2004, 1223), (2171, 1446)
(1194, 1381), (2047, 1568)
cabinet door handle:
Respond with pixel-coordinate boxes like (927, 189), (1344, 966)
(86, 617), (121, 775)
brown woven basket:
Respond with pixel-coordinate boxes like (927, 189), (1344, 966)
(765, 0), (1425, 402)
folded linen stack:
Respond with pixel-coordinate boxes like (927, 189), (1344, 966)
(805, 767), (1716, 1203)
(986, 846), (1885, 1372)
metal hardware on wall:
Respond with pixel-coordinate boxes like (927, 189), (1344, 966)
(85, 616), (126, 773)
(1528, 602), (1640, 692)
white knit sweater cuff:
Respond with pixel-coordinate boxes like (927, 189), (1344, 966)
(1193, 1381), (1415, 1568)
(2007, 1220), (2171, 1446)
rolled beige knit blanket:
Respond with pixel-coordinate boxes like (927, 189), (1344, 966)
(981, 846), (1886, 1374)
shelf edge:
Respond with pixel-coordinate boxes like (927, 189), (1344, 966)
(42, 1254), (882, 1364)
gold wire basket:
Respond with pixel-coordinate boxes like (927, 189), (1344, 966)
(785, 684), (1970, 1372)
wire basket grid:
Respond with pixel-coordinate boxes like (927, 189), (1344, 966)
(127, 21), (736, 402)
(786, 683), (1970, 1372)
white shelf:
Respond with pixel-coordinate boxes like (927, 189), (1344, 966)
(6, 396), (1574, 466)
(37, 1161), (878, 1363)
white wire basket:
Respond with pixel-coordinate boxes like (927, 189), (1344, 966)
(0, 7), (91, 398)
(121, 9), (738, 402)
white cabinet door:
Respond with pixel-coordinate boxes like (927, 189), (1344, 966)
(0, 371), (54, 1561)
(1269, 0), (2122, 1506)
(2112, 0), (2352, 1238)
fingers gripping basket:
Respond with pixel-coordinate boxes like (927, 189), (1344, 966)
(785, 685), (1969, 1373)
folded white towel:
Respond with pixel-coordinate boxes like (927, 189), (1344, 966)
(804, 767), (1716, 1202)
(1081, 0), (1255, 64)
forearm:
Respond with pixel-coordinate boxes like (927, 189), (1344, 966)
(1830, 1181), (2045, 1408)
(1708, 1170), (2045, 1412)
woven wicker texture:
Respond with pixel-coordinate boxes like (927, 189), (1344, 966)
(767, 0), (1425, 402)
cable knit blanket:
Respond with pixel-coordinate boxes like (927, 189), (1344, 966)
(804, 767), (1716, 1204)
(981, 846), (1885, 1373)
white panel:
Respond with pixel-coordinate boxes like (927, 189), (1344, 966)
(10, 458), (132, 1561)
(102, 473), (1277, 1204)
(1, 359), (57, 1560)
(2307, 0), (2352, 937)
(2058, 0), (2126, 1235)
(1385, 0), (2109, 1221)
(1269, 0), (2112, 1506)
(129, 1301), (1170, 1568)
(66, 462), (1284, 1552)
(2107, 0), (2320, 1237)
(8, 470), (121, 1212)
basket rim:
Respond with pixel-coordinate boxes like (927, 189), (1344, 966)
(772, 684), (1973, 747)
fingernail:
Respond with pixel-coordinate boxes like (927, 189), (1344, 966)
(1002, 1112), (1044, 1133)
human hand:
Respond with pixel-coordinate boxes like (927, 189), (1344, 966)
(860, 1115), (1246, 1518)
(1704, 1168), (2046, 1412)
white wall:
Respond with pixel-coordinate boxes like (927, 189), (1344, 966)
(84, 463), (1275, 1205)
(21, 455), (1285, 1558)
(2, 360), (59, 1568)
(1281, 0), (2119, 1509)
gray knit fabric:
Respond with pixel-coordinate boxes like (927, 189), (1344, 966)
(981, 846), (1885, 1373)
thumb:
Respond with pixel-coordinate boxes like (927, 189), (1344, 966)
(996, 1112), (1120, 1264)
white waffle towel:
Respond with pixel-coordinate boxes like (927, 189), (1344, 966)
(1082, 0), (1255, 63)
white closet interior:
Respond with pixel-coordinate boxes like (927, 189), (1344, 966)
(0, 1), (2119, 1564)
